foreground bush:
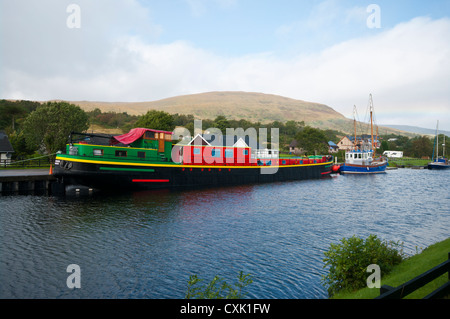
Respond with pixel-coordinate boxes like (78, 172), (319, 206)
(322, 234), (404, 297)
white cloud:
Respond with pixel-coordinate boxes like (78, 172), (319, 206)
(1, 0), (449, 130)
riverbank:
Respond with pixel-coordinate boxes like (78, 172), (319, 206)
(388, 157), (429, 168)
(332, 237), (450, 299)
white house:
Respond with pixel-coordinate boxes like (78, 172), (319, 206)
(0, 131), (14, 165)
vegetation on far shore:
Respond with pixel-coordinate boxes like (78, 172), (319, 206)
(1, 99), (449, 164)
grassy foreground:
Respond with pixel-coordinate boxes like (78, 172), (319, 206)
(332, 237), (450, 299)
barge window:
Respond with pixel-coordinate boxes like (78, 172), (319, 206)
(212, 149), (221, 157)
(193, 148), (201, 155)
(115, 150), (127, 157)
(93, 149), (103, 156)
(144, 131), (155, 139)
(243, 149), (248, 155)
(137, 151), (146, 159)
(225, 149), (233, 158)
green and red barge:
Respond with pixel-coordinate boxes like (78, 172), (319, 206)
(53, 128), (334, 190)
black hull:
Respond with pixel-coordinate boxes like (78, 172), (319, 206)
(54, 160), (332, 191)
(428, 163), (450, 170)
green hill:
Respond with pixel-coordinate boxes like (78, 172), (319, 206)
(69, 91), (416, 136)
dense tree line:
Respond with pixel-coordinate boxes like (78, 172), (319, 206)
(135, 110), (341, 154)
(1, 100), (89, 160)
(379, 133), (449, 159)
(1, 100), (448, 159)
(0, 99), (40, 131)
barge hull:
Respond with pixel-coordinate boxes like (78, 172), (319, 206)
(54, 159), (332, 191)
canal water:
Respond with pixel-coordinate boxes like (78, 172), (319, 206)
(0, 169), (449, 299)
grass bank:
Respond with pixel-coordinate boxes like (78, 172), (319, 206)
(332, 237), (450, 299)
(388, 157), (429, 167)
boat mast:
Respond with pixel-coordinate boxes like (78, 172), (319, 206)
(353, 105), (357, 150)
(436, 120), (439, 160)
(369, 94), (375, 154)
(376, 126), (379, 150)
(443, 134), (446, 159)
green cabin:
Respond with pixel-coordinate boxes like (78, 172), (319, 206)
(65, 128), (173, 163)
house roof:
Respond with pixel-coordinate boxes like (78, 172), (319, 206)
(342, 135), (379, 143)
(328, 141), (337, 147)
(0, 131), (14, 153)
(188, 134), (211, 146)
(188, 134), (262, 149)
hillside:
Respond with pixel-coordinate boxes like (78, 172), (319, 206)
(73, 91), (344, 122)
(69, 91), (415, 136)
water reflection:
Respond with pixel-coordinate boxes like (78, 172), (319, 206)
(0, 169), (449, 299)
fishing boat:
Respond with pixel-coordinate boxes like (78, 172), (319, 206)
(53, 127), (334, 191)
(340, 95), (388, 174)
(428, 120), (449, 170)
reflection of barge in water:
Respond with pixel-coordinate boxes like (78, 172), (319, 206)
(54, 128), (334, 191)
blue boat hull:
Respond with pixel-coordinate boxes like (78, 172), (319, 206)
(340, 162), (388, 174)
(427, 163), (450, 170)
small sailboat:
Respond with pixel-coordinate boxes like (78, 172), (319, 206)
(340, 94), (388, 174)
(428, 120), (449, 170)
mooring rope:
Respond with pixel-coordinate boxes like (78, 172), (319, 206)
(3, 153), (59, 165)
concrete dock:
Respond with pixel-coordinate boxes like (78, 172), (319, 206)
(0, 169), (60, 195)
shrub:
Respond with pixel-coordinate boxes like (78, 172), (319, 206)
(185, 271), (253, 299)
(322, 234), (404, 297)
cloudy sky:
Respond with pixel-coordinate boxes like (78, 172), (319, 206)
(1, 0), (449, 130)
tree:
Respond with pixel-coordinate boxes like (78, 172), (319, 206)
(7, 130), (35, 159)
(0, 99), (39, 130)
(213, 115), (230, 134)
(410, 136), (433, 158)
(22, 102), (89, 161)
(380, 140), (389, 154)
(135, 110), (174, 131)
(284, 120), (305, 136)
(295, 126), (329, 155)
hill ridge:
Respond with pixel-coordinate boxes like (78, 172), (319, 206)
(71, 90), (344, 122)
(66, 91), (415, 136)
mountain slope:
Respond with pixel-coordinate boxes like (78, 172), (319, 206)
(73, 91), (345, 123)
(70, 91), (416, 136)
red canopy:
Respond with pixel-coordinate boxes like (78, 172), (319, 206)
(113, 128), (172, 145)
